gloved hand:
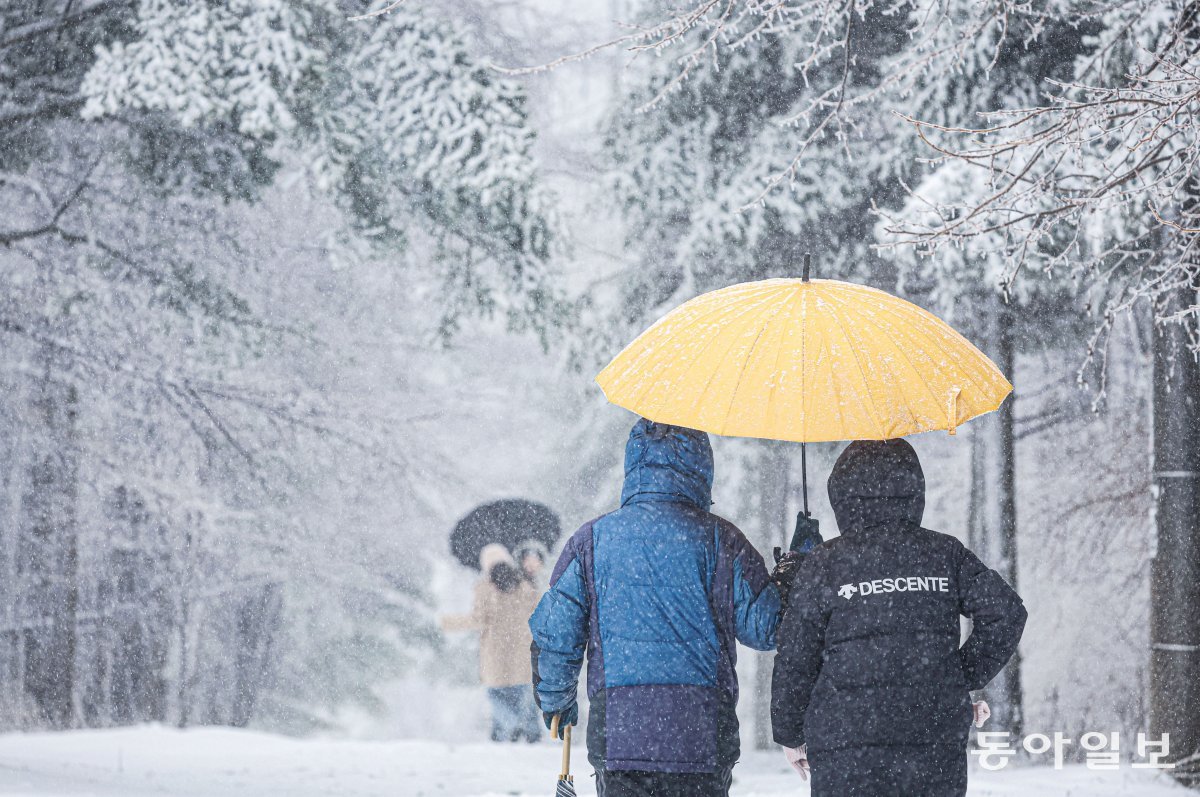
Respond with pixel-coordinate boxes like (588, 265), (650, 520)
(771, 512), (822, 611)
(770, 551), (803, 609)
(789, 512), (823, 555)
(972, 700), (991, 728)
(783, 744), (809, 780)
(543, 702), (578, 739)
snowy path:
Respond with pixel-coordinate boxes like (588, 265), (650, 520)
(0, 726), (1186, 797)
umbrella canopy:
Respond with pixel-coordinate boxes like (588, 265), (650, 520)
(450, 499), (562, 570)
(596, 277), (1011, 443)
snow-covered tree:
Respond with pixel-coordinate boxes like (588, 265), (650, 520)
(0, 0), (564, 731)
(878, 2), (1200, 778)
(81, 1), (566, 340)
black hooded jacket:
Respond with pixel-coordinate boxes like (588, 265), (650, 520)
(771, 440), (1027, 756)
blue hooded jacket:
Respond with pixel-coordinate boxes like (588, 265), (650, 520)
(529, 419), (781, 773)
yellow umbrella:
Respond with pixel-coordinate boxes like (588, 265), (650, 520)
(596, 262), (1012, 511)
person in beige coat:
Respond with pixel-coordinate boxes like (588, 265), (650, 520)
(441, 543), (542, 742)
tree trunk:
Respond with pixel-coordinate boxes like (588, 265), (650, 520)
(0, 366), (32, 723)
(228, 583), (282, 726)
(1149, 129), (1200, 777)
(173, 526), (194, 729)
(967, 302), (1024, 738)
(753, 442), (790, 749)
(20, 345), (80, 729)
(1149, 8), (1200, 776)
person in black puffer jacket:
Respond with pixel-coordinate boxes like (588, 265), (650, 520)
(771, 439), (1027, 797)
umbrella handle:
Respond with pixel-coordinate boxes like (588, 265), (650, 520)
(549, 715), (573, 780)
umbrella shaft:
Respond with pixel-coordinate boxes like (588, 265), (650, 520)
(801, 443), (809, 517)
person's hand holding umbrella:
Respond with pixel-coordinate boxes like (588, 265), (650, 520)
(547, 711), (577, 796)
(543, 702), (577, 740)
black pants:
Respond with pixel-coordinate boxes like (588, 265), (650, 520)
(808, 745), (967, 797)
(594, 766), (733, 797)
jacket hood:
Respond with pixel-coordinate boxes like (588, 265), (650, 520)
(621, 418), (713, 509)
(828, 439), (925, 533)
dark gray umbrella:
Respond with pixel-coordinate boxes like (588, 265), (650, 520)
(449, 499), (561, 570)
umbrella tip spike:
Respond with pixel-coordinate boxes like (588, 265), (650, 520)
(803, 252), (812, 282)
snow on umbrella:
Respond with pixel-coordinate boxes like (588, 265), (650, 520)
(450, 499), (562, 570)
(595, 257), (1012, 511)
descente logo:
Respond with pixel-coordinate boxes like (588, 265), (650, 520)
(838, 576), (950, 600)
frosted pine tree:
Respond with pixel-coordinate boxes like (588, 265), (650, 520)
(84, 2), (566, 343)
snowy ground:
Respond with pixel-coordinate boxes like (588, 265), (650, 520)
(0, 726), (1186, 797)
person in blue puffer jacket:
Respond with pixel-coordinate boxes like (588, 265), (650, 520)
(529, 418), (789, 797)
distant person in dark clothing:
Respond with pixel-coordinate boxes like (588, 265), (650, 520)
(530, 419), (794, 797)
(772, 439), (1026, 797)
